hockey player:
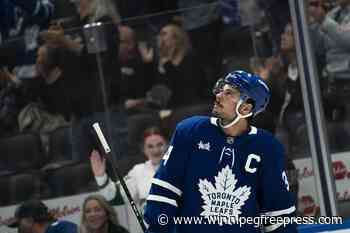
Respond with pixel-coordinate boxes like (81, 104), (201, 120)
(143, 70), (297, 233)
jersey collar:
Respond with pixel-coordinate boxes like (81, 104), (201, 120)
(210, 117), (258, 136)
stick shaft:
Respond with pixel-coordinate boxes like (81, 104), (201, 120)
(93, 122), (147, 232)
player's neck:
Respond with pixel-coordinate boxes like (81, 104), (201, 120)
(36, 222), (50, 233)
(222, 119), (249, 137)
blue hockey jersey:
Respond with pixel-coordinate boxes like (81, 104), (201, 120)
(46, 220), (78, 233)
(144, 116), (297, 233)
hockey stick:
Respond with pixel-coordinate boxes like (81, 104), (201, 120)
(92, 122), (147, 233)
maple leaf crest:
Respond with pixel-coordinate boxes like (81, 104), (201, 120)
(198, 165), (251, 220)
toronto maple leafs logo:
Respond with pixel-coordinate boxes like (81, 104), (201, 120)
(198, 166), (251, 220)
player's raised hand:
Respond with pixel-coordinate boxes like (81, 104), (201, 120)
(90, 150), (106, 177)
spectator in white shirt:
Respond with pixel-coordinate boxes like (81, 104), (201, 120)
(90, 126), (167, 210)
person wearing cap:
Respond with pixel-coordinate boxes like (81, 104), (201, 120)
(7, 199), (78, 233)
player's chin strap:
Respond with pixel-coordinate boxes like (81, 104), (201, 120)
(219, 99), (253, 129)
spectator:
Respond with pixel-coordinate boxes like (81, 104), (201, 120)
(33, 44), (75, 119)
(41, 0), (122, 161)
(0, 44), (75, 136)
(0, 44), (81, 132)
(278, 22), (306, 155)
(257, 0), (291, 53)
(90, 126), (167, 210)
(42, 0), (121, 114)
(278, 20), (350, 154)
(113, 0), (177, 42)
(118, 25), (154, 113)
(0, 68), (27, 135)
(307, 0), (328, 67)
(80, 194), (128, 233)
(308, 0), (350, 120)
(0, 0), (53, 135)
(0, 0), (54, 79)
(7, 199), (78, 233)
(250, 56), (286, 134)
(139, 22), (209, 109)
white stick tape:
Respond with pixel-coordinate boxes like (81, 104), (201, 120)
(92, 122), (111, 154)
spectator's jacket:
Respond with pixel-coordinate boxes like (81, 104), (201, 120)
(311, 5), (350, 80)
(0, 0), (54, 79)
(107, 220), (129, 233)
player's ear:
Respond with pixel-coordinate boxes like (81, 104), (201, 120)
(240, 102), (253, 116)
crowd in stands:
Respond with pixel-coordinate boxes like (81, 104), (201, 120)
(6, 196), (129, 233)
(1, 0), (350, 218)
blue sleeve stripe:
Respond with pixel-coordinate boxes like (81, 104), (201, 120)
(147, 195), (178, 207)
(261, 206), (296, 217)
(152, 178), (182, 196)
(264, 223), (284, 232)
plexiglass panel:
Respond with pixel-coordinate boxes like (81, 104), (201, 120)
(1, 1), (340, 233)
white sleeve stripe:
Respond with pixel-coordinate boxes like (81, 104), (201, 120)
(144, 220), (149, 229)
(163, 146), (173, 166)
(264, 223), (284, 232)
(147, 195), (178, 207)
(261, 206), (296, 217)
(152, 178), (182, 196)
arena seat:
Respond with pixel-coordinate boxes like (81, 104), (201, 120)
(48, 126), (73, 162)
(43, 162), (96, 197)
(0, 133), (44, 172)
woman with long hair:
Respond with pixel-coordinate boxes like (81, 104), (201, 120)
(139, 22), (209, 108)
(80, 194), (128, 233)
